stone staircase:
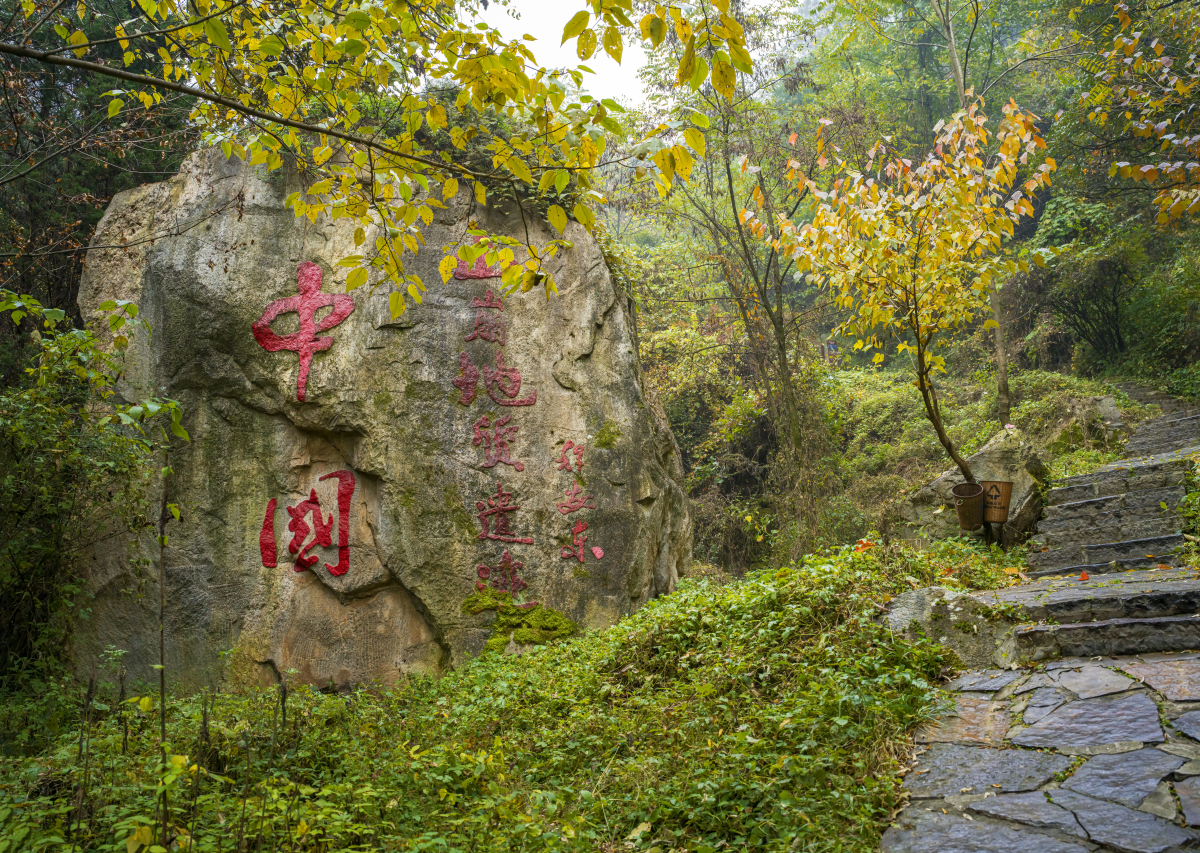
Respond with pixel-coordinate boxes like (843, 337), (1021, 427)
(1026, 394), (1200, 580)
(882, 385), (1200, 853)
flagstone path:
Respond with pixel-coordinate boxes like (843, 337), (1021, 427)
(884, 390), (1200, 851)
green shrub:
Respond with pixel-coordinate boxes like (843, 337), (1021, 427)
(0, 541), (1013, 852)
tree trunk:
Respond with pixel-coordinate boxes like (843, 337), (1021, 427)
(916, 336), (975, 481)
(991, 287), (1012, 426)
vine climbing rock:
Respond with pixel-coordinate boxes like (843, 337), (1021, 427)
(74, 148), (691, 689)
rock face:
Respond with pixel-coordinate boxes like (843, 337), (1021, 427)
(74, 149), (691, 689)
(893, 428), (1049, 547)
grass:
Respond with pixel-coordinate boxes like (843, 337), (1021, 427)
(830, 366), (1159, 526)
(0, 540), (1014, 853)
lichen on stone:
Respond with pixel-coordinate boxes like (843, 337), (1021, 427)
(593, 420), (622, 449)
(462, 589), (578, 654)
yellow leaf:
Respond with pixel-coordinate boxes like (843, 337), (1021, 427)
(139, 696), (153, 713)
(426, 104), (447, 130)
(127, 825), (153, 853)
(69, 30), (89, 57)
(108, 98), (124, 118)
(547, 204), (568, 235)
(346, 268), (368, 291)
(388, 290), (405, 319)
(561, 10), (590, 44)
(683, 127), (705, 158)
(602, 25), (622, 63)
(443, 177), (459, 200)
(474, 181), (487, 206)
(711, 59), (736, 99)
(676, 36), (696, 87)
(573, 203), (595, 229)
(438, 254), (457, 283)
(577, 28), (597, 60)
(672, 145), (694, 180)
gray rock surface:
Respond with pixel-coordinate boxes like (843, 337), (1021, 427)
(1052, 665), (1135, 699)
(904, 743), (1072, 798)
(1175, 775), (1200, 825)
(1023, 686), (1068, 725)
(947, 670), (1025, 692)
(1172, 710), (1200, 742)
(967, 792), (1085, 837)
(1048, 789), (1194, 853)
(1013, 692), (1164, 748)
(881, 808), (1090, 853)
(74, 148), (691, 688)
(893, 428), (1049, 547)
(1061, 748), (1183, 807)
(1121, 659), (1200, 701)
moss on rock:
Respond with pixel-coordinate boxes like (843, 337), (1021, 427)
(462, 589), (578, 654)
(593, 420), (622, 449)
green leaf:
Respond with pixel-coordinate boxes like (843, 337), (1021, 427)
(343, 10), (371, 30)
(257, 34), (284, 56)
(561, 10), (590, 44)
(203, 17), (232, 53)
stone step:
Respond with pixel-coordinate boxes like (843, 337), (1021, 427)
(1047, 467), (1189, 506)
(1129, 411), (1200, 435)
(1039, 487), (1186, 525)
(1031, 516), (1181, 549)
(1055, 455), (1191, 487)
(1025, 553), (1181, 579)
(1127, 434), (1200, 454)
(1026, 533), (1184, 571)
(1015, 614), (1200, 662)
(1126, 439), (1200, 458)
(973, 567), (1200, 625)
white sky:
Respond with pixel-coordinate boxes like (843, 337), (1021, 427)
(469, 0), (649, 107)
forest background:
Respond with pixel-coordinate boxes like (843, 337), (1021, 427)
(1, 0), (1200, 848)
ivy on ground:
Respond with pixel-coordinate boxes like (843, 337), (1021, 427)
(0, 540), (1012, 852)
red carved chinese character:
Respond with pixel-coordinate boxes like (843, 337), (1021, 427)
(476, 550), (532, 599)
(286, 489), (332, 570)
(453, 352), (481, 405)
(469, 289), (504, 310)
(485, 351), (536, 406)
(454, 351), (537, 407)
(561, 519), (605, 562)
(251, 262), (355, 402)
(259, 498), (278, 567)
(561, 519), (589, 562)
(556, 441), (584, 473)
(319, 470), (356, 577)
(473, 414), (524, 471)
(556, 483), (596, 515)
(464, 310), (505, 345)
(454, 240), (502, 280)
(476, 481), (533, 544)
(270, 469), (356, 575)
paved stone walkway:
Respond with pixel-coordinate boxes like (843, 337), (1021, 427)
(883, 652), (1200, 852)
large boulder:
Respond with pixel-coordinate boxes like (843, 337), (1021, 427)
(893, 428), (1049, 547)
(74, 149), (691, 690)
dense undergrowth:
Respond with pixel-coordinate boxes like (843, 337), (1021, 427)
(0, 540), (1015, 853)
(835, 367), (1159, 524)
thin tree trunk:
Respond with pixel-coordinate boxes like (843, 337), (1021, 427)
(991, 287), (1012, 425)
(915, 331), (975, 481)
